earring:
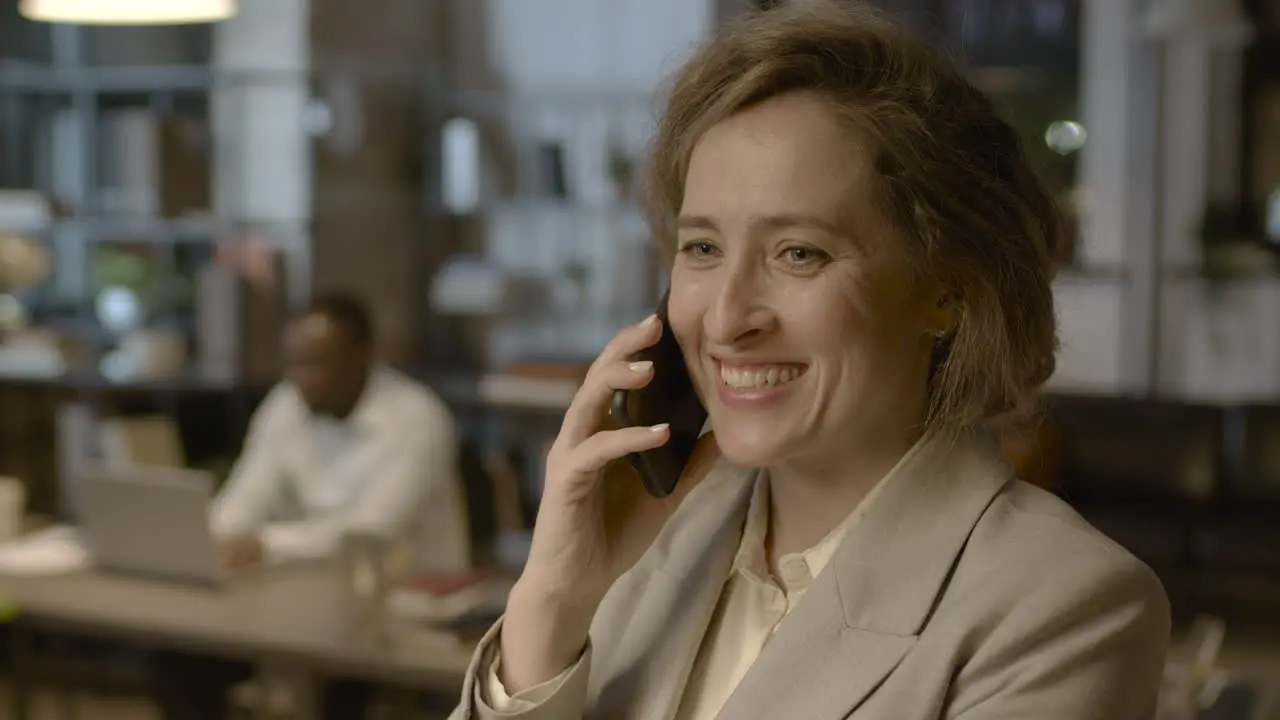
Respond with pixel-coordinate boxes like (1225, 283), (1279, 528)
(930, 328), (950, 340)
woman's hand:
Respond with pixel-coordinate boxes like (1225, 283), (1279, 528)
(499, 314), (717, 693)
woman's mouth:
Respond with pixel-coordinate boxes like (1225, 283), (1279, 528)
(717, 362), (808, 391)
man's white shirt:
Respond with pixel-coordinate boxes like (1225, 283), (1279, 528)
(210, 365), (470, 571)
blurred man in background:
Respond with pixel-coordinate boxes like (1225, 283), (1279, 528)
(152, 291), (470, 720)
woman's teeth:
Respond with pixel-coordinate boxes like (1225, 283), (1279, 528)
(719, 365), (806, 390)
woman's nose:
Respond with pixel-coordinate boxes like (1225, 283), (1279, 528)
(704, 267), (777, 346)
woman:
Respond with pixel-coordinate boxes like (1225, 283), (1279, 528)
(451, 3), (1170, 718)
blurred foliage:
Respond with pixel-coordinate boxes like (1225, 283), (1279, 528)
(93, 246), (195, 315)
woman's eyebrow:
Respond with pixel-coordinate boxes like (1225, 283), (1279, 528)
(754, 213), (843, 235)
(676, 213), (843, 235)
(677, 215), (718, 231)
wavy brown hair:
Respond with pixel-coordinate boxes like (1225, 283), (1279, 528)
(642, 0), (1061, 433)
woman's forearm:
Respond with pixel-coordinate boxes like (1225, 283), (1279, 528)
(497, 579), (599, 694)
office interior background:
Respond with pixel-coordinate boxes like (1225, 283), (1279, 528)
(0, 0), (1278, 717)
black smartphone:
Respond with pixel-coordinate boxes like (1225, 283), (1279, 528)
(610, 291), (708, 498)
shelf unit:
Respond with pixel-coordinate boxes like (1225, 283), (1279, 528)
(0, 10), (280, 515)
(0, 17), (215, 370)
(0, 7), (298, 379)
(420, 86), (663, 376)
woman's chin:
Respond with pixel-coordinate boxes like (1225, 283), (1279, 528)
(713, 431), (788, 469)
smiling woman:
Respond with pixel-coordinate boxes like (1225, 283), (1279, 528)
(448, 3), (1170, 719)
(645, 18), (1062, 439)
(667, 92), (954, 473)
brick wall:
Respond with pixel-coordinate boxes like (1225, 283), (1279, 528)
(309, 0), (440, 365)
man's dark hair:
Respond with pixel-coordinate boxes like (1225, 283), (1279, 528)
(300, 291), (375, 345)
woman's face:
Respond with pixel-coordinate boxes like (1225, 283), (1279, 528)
(668, 92), (951, 470)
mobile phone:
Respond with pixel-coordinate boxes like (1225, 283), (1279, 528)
(610, 292), (708, 498)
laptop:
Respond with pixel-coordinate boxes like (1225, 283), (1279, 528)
(78, 465), (234, 587)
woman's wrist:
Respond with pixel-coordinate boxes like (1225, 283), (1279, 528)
(498, 577), (600, 694)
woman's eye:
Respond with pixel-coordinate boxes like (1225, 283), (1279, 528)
(781, 245), (830, 266)
(679, 241), (718, 258)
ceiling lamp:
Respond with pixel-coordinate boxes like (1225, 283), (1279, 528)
(1139, 0), (1254, 46)
(19, 0), (236, 25)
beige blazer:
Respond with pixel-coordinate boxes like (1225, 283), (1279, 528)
(450, 429), (1171, 719)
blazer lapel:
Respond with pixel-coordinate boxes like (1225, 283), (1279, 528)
(714, 567), (917, 720)
(716, 428), (1014, 720)
(591, 462), (758, 720)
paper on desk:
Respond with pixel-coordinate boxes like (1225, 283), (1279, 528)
(0, 525), (89, 575)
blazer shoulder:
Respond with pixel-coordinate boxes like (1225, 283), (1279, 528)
(963, 479), (1168, 610)
(992, 480), (1141, 561)
(939, 479), (1172, 718)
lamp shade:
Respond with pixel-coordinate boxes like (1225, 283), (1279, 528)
(1139, 0), (1254, 46)
(19, 0), (235, 24)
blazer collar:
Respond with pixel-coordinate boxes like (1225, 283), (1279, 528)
(714, 426), (1014, 720)
(832, 426), (1013, 635)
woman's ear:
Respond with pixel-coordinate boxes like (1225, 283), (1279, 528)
(922, 288), (960, 338)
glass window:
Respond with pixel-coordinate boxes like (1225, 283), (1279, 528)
(873, 0), (1084, 264)
(945, 0), (1082, 200)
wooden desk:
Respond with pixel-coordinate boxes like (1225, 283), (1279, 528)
(0, 566), (474, 718)
(12, 567), (1279, 719)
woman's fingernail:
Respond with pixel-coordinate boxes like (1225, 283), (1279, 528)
(642, 314), (659, 328)
(650, 423), (670, 433)
(629, 361), (653, 373)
